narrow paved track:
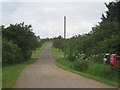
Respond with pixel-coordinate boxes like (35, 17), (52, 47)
(15, 43), (115, 88)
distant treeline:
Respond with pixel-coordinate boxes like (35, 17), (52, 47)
(1, 22), (44, 65)
(53, 1), (120, 63)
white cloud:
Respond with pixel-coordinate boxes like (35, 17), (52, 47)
(2, 0), (115, 2)
(0, 2), (2, 25)
(2, 2), (113, 38)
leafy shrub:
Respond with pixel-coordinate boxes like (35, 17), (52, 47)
(2, 23), (41, 64)
(2, 39), (23, 65)
(88, 54), (103, 63)
(22, 50), (32, 61)
(65, 2), (120, 62)
(53, 36), (67, 51)
(2, 22), (41, 60)
(73, 59), (89, 72)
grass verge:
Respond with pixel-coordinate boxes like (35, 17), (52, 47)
(2, 43), (46, 88)
(2, 58), (37, 88)
(51, 47), (118, 87)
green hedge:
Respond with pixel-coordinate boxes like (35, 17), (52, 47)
(2, 39), (23, 65)
(73, 59), (89, 72)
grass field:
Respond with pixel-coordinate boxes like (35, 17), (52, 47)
(2, 43), (46, 88)
(51, 47), (118, 87)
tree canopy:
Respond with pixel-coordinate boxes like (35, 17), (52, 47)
(2, 22), (41, 65)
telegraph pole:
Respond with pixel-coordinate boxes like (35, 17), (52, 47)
(64, 16), (66, 39)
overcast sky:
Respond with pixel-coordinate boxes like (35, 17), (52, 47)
(1, 0), (115, 38)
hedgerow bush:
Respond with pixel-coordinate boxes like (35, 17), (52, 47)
(2, 23), (42, 65)
(53, 36), (66, 51)
(88, 54), (103, 63)
(2, 39), (23, 65)
(65, 2), (120, 62)
(73, 59), (89, 72)
(22, 50), (32, 61)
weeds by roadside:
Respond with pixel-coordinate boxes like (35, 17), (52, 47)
(51, 47), (118, 87)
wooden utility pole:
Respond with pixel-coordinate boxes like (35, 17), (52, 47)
(64, 16), (66, 39)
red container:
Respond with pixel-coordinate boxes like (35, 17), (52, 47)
(110, 54), (117, 69)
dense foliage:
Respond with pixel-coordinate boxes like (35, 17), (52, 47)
(2, 39), (23, 64)
(2, 22), (41, 65)
(53, 1), (120, 64)
(67, 2), (120, 63)
(53, 36), (67, 51)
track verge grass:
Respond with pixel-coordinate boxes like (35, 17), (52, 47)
(51, 47), (118, 87)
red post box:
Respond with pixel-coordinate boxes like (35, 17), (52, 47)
(110, 54), (117, 69)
